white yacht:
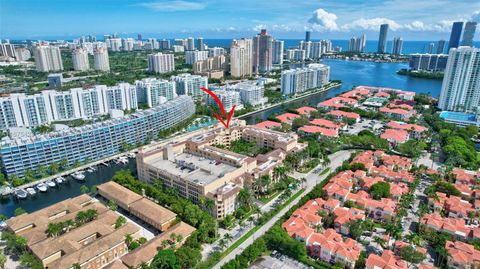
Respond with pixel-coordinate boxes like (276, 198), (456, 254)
(46, 180), (56, 188)
(36, 183), (48, 192)
(26, 187), (36, 196)
(71, 171), (86, 181)
(14, 189), (28, 199)
(55, 177), (65, 184)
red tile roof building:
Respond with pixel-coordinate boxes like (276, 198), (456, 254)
(387, 121), (428, 139)
(420, 213), (480, 241)
(296, 106), (317, 115)
(254, 120), (281, 129)
(318, 97), (359, 110)
(299, 125), (339, 137)
(445, 240), (480, 269)
(366, 250), (408, 269)
(381, 129), (409, 145)
(327, 110), (361, 122)
(276, 113), (301, 124)
(309, 118), (345, 130)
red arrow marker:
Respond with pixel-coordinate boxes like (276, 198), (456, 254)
(201, 87), (235, 128)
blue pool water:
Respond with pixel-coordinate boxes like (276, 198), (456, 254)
(439, 111), (478, 125)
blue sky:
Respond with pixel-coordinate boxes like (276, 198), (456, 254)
(1, 0), (479, 40)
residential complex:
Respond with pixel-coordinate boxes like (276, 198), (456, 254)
(392, 37), (403, 55)
(33, 45), (64, 72)
(348, 34), (366, 53)
(0, 96), (195, 177)
(185, 50), (209, 65)
(448, 22), (464, 50)
(226, 81), (266, 106)
(93, 47), (110, 71)
(438, 47), (480, 113)
(409, 53), (448, 72)
(281, 63), (330, 95)
(207, 90), (241, 111)
(230, 38), (253, 77)
(272, 40), (284, 64)
(5, 182), (195, 269)
(252, 29), (273, 73)
(461, 21), (477, 47)
(136, 121), (306, 218)
(72, 48), (90, 71)
(136, 78), (177, 106)
(377, 24), (389, 54)
(147, 52), (175, 73)
(171, 73), (208, 100)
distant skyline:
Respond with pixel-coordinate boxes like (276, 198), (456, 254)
(1, 0), (480, 40)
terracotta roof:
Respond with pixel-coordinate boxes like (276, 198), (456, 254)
(129, 198), (177, 228)
(296, 106), (317, 115)
(306, 228), (362, 261)
(387, 121), (427, 133)
(254, 120), (281, 129)
(381, 129), (409, 143)
(327, 110), (360, 120)
(366, 250), (408, 269)
(97, 181), (143, 206)
(309, 118), (343, 129)
(276, 113), (300, 124)
(299, 125), (338, 137)
(121, 222), (195, 268)
(445, 240), (480, 265)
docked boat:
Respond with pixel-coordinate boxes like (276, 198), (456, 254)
(1, 186), (12, 197)
(36, 183), (48, 192)
(118, 156), (128, 164)
(55, 177), (65, 184)
(71, 171), (86, 181)
(101, 162), (109, 167)
(26, 187), (36, 196)
(86, 166), (96, 173)
(127, 152), (136, 158)
(46, 180), (56, 188)
(14, 189), (28, 199)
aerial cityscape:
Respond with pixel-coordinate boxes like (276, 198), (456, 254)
(0, 0), (480, 269)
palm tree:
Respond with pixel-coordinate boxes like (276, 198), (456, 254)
(405, 233), (423, 246)
(218, 238), (227, 251)
(223, 233), (233, 243)
(237, 188), (253, 210)
(274, 166), (287, 181)
(46, 223), (63, 237)
(125, 234), (133, 247)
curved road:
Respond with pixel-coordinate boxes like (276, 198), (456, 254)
(213, 150), (352, 269)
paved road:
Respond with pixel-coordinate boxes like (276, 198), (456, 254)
(213, 150), (352, 269)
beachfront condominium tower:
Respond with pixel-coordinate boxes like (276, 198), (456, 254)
(461, 22), (477, 47)
(377, 24), (389, 53)
(305, 31), (311, 42)
(448, 22), (464, 51)
(187, 37), (195, 51)
(197, 37), (205, 51)
(72, 48), (90, 71)
(272, 40), (284, 65)
(437, 40), (446, 54)
(147, 53), (175, 74)
(438, 47), (480, 113)
(94, 47), (110, 71)
(252, 29), (273, 73)
(427, 43), (435, 54)
(392, 37), (403, 55)
(230, 38), (253, 77)
(33, 45), (64, 72)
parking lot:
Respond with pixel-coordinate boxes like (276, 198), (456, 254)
(342, 119), (385, 135)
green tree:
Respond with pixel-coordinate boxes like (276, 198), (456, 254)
(370, 181), (391, 200)
(115, 216), (127, 229)
(0, 252), (6, 269)
(80, 185), (89, 194)
(14, 207), (26, 216)
(151, 249), (181, 269)
(399, 246), (426, 265)
(108, 200), (118, 211)
(237, 188), (254, 210)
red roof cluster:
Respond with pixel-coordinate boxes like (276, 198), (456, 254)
(327, 110), (360, 120)
(299, 125), (338, 137)
(318, 97), (358, 109)
(309, 118), (344, 130)
(366, 250), (408, 269)
(387, 121), (427, 133)
(381, 129), (409, 144)
(296, 106), (317, 115)
(420, 213), (480, 241)
(445, 240), (480, 267)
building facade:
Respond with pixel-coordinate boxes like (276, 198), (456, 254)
(147, 53), (175, 73)
(392, 37), (403, 55)
(281, 64), (330, 95)
(448, 22), (464, 50)
(230, 38), (253, 78)
(33, 45), (64, 72)
(0, 96), (195, 178)
(461, 21), (477, 47)
(409, 54), (448, 72)
(72, 48), (90, 71)
(171, 73), (208, 100)
(136, 78), (177, 107)
(272, 40), (284, 65)
(438, 47), (480, 112)
(252, 29), (273, 73)
(185, 50), (209, 65)
(93, 47), (110, 71)
(377, 24), (389, 54)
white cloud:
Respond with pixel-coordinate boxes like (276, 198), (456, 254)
(342, 18), (402, 31)
(138, 1), (205, 12)
(307, 8), (339, 31)
(471, 11), (480, 22)
(253, 24), (267, 32)
(403, 20), (429, 31)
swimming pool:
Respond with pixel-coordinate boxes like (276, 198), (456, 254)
(439, 111), (479, 126)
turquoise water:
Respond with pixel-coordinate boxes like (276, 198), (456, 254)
(440, 111), (477, 122)
(186, 119), (216, 132)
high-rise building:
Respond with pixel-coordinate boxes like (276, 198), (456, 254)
(122, 38), (134, 51)
(185, 50), (209, 65)
(286, 49), (306, 61)
(137, 33), (142, 41)
(310, 42), (323, 59)
(197, 37), (205, 51)
(72, 48), (90, 71)
(0, 42), (15, 58)
(226, 81), (265, 106)
(252, 29), (273, 73)
(377, 24), (389, 54)
(299, 41), (312, 59)
(348, 35), (366, 53)
(461, 22), (477, 47)
(147, 53), (175, 73)
(272, 40), (284, 65)
(281, 64), (330, 95)
(438, 47), (480, 112)
(33, 45), (64, 72)
(136, 78), (177, 107)
(230, 38), (253, 77)
(437, 40), (446, 54)
(14, 47), (31, 61)
(392, 37), (403, 55)
(208, 47), (225, 57)
(187, 37), (195, 51)
(193, 55), (227, 73)
(448, 22), (464, 51)
(94, 47), (110, 72)
(206, 90), (240, 111)
(171, 73), (208, 100)
(159, 39), (171, 50)
(305, 31), (311, 42)
(107, 38), (122, 51)
(427, 42), (435, 54)
(409, 54), (448, 72)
